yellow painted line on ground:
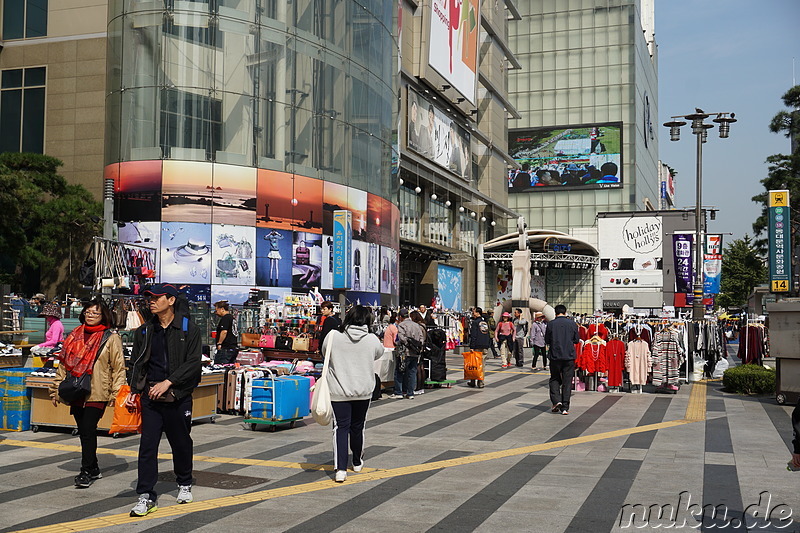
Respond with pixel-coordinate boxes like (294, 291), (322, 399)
(9, 418), (699, 533)
(685, 380), (708, 422)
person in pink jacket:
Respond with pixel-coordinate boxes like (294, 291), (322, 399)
(495, 312), (516, 368)
(33, 302), (64, 364)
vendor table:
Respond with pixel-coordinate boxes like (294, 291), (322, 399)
(25, 372), (224, 435)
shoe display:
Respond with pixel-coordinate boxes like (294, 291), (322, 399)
(477, 381), (485, 388)
(176, 485), (193, 504)
(130, 495), (158, 517)
(551, 403), (562, 413)
(335, 470), (347, 483)
(74, 472), (93, 488)
(353, 462), (364, 473)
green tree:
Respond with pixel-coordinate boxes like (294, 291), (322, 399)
(752, 85), (800, 251)
(0, 152), (102, 292)
(717, 235), (767, 309)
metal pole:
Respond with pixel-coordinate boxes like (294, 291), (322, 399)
(693, 131), (704, 321)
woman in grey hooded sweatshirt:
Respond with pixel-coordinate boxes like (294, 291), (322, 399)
(322, 305), (384, 483)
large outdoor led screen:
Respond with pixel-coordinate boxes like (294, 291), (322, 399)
(428, 0), (480, 105)
(507, 123), (623, 192)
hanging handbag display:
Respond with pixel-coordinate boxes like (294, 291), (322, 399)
(78, 243), (96, 287)
(217, 253), (239, 277)
(259, 328), (276, 348)
(241, 328), (261, 348)
(275, 334), (294, 351)
(295, 241), (310, 265)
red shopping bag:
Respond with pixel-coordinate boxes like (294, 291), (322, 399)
(463, 351), (484, 381)
(108, 385), (142, 435)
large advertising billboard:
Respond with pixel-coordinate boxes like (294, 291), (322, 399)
(508, 123), (623, 192)
(407, 88), (471, 181)
(598, 216), (663, 289)
(428, 0), (479, 105)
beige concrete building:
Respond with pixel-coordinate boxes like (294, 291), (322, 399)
(0, 0), (107, 198)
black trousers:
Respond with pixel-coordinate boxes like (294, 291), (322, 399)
(70, 405), (106, 474)
(214, 347), (238, 364)
(513, 338), (525, 366)
(549, 359), (575, 410)
(136, 394), (193, 499)
(532, 345), (548, 368)
(331, 400), (370, 471)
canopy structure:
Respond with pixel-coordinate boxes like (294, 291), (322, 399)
(482, 229), (599, 269)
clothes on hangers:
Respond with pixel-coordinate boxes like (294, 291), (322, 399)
(652, 328), (683, 386)
(625, 339), (651, 386)
(576, 339), (606, 373)
(605, 338), (626, 387)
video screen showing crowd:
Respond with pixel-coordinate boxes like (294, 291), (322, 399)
(507, 124), (623, 192)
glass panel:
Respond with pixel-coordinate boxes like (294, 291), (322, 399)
(217, 21), (255, 95)
(24, 66), (46, 86)
(162, 15), (215, 90)
(2, 69), (24, 89)
(122, 12), (163, 89)
(2, 0), (24, 40)
(105, 90), (123, 164)
(26, 0), (47, 38)
(215, 90), (253, 164)
(120, 86), (161, 161)
(0, 89), (22, 152)
(21, 86), (45, 153)
(160, 87), (219, 160)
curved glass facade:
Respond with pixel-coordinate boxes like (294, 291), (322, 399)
(105, 0), (399, 304)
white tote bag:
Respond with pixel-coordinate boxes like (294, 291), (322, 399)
(311, 339), (334, 426)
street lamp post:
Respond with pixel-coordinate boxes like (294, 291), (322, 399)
(664, 110), (736, 321)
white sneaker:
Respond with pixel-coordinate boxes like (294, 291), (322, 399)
(130, 494), (158, 517)
(334, 470), (347, 483)
(353, 462), (364, 473)
(176, 485), (193, 504)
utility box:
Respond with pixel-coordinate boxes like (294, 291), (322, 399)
(766, 301), (800, 405)
(766, 301), (800, 359)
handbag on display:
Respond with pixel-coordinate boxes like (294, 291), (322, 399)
(311, 339), (333, 426)
(217, 234), (235, 248)
(295, 241), (310, 265)
(241, 329), (261, 348)
(292, 333), (311, 352)
(217, 253), (239, 277)
(275, 335), (294, 351)
(236, 240), (253, 259)
(259, 328), (276, 348)
(78, 243), (97, 287)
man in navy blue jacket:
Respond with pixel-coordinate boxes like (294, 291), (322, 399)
(545, 304), (579, 415)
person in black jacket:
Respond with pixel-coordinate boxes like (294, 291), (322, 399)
(545, 304), (579, 415)
(317, 301), (341, 348)
(125, 284), (202, 517)
(467, 307), (490, 388)
(791, 403), (800, 470)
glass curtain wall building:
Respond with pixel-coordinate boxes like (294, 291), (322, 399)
(506, 0), (659, 312)
(105, 0), (399, 305)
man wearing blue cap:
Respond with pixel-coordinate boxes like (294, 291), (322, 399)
(126, 284), (202, 517)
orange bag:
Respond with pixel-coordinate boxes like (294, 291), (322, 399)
(463, 351), (484, 381)
(108, 385), (142, 435)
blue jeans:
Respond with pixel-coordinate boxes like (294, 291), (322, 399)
(394, 355), (419, 396)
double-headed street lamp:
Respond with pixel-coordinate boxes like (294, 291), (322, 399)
(664, 109), (736, 321)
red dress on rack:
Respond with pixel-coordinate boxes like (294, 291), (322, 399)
(605, 339), (626, 387)
(577, 342), (606, 373)
(587, 323), (608, 341)
(578, 325), (589, 341)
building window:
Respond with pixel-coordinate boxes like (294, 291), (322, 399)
(428, 198), (452, 248)
(399, 184), (421, 241)
(0, 67), (46, 154)
(2, 0), (47, 40)
(459, 213), (477, 256)
(160, 87), (222, 160)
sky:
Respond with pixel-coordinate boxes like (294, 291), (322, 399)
(656, 0), (800, 244)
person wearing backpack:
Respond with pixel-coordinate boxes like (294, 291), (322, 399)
(485, 311), (500, 359)
(467, 307), (490, 388)
(393, 308), (426, 399)
(125, 284), (203, 517)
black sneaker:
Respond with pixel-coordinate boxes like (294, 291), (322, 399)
(74, 472), (93, 488)
(467, 380), (476, 388)
(551, 402), (562, 413)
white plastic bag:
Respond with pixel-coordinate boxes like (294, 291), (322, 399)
(311, 340), (333, 426)
(712, 358), (729, 378)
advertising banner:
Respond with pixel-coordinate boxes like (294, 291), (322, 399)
(598, 216), (663, 289)
(407, 89), (471, 181)
(437, 264), (463, 311)
(332, 210), (352, 290)
(428, 0), (479, 104)
(508, 123), (622, 192)
(703, 234), (722, 295)
(768, 190), (792, 293)
(673, 234), (693, 295)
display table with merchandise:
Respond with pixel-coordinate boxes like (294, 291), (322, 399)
(25, 371), (223, 435)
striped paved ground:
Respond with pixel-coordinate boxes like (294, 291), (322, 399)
(0, 350), (796, 532)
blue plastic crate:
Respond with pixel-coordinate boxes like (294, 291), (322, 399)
(248, 376), (310, 421)
(0, 368), (35, 397)
(1, 408), (31, 431)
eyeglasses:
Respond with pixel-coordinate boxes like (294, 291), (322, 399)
(84, 311), (102, 316)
